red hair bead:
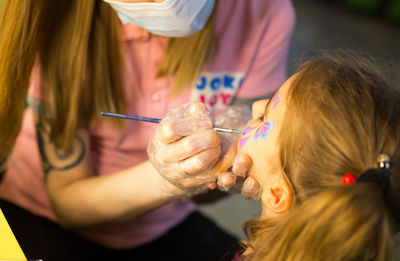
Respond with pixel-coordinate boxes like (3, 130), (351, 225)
(342, 173), (356, 186)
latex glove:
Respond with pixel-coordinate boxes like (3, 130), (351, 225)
(214, 147), (262, 200)
(213, 105), (251, 153)
(147, 102), (221, 198)
(209, 105), (262, 200)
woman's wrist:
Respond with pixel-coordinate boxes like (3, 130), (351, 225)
(144, 161), (188, 201)
(157, 176), (188, 200)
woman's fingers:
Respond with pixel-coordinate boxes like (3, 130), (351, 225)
(157, 102), (212, 143)
(157, 117), (213, 143)
(213, 141), (238, 174)
(147, 102), (226, 197)
(157, 129), (220, 164)
(232, 153), (252, 177)
(181, 146), (221, 175)
(241, 177), (262, 200)
(217, 151), (252, 191)
(217, 172), (237, 191)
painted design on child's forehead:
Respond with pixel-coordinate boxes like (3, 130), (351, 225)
(239, 121), (274, 148)
(271, 91), (280, 110)
(254, 121), (274, 142)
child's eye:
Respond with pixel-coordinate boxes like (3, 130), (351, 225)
(258, 115), (264, 121)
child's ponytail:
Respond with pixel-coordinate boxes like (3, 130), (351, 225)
(246, 178), (393, 261)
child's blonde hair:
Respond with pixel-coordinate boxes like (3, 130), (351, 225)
(245, 53), (400, 261)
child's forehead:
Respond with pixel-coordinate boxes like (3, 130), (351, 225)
(265, 75), (295, 114)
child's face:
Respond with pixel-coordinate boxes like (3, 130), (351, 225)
(238, 75), (294, 217)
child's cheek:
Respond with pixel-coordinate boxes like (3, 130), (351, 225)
(238, 132), (259, 156)
(238, 126), (256, 150)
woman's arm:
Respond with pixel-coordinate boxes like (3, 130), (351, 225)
(32, 98), (184, 229)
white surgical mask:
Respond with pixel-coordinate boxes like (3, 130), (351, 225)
(104, 0), (215, 38)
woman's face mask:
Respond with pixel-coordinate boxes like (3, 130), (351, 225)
(104, 0), (215, 38)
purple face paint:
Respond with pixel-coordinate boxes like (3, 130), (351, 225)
(243, 126), (255, 134)
(271, 91), (280, 110)
(239, 126), (256, 148)
(239, 137), (250, 148)
(253, 121), (274, 142)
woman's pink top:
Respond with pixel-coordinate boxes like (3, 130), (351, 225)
(0, 0), (295, 249)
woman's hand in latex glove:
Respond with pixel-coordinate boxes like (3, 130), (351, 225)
(147, 102), (221, 198)
(212, 144), (262, 200)
(209, 105), (262, 200)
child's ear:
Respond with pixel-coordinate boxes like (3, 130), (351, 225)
(262, 178), (292, 214)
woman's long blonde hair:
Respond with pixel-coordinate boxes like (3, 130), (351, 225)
(0, 0), (216, 157)
(245, 54), (400, 261)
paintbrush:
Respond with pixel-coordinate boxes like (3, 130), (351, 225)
(101, 112), (244, 134)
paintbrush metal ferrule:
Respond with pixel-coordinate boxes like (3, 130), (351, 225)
(211, 127), (244, 134)
(101, 112), (244, 134)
